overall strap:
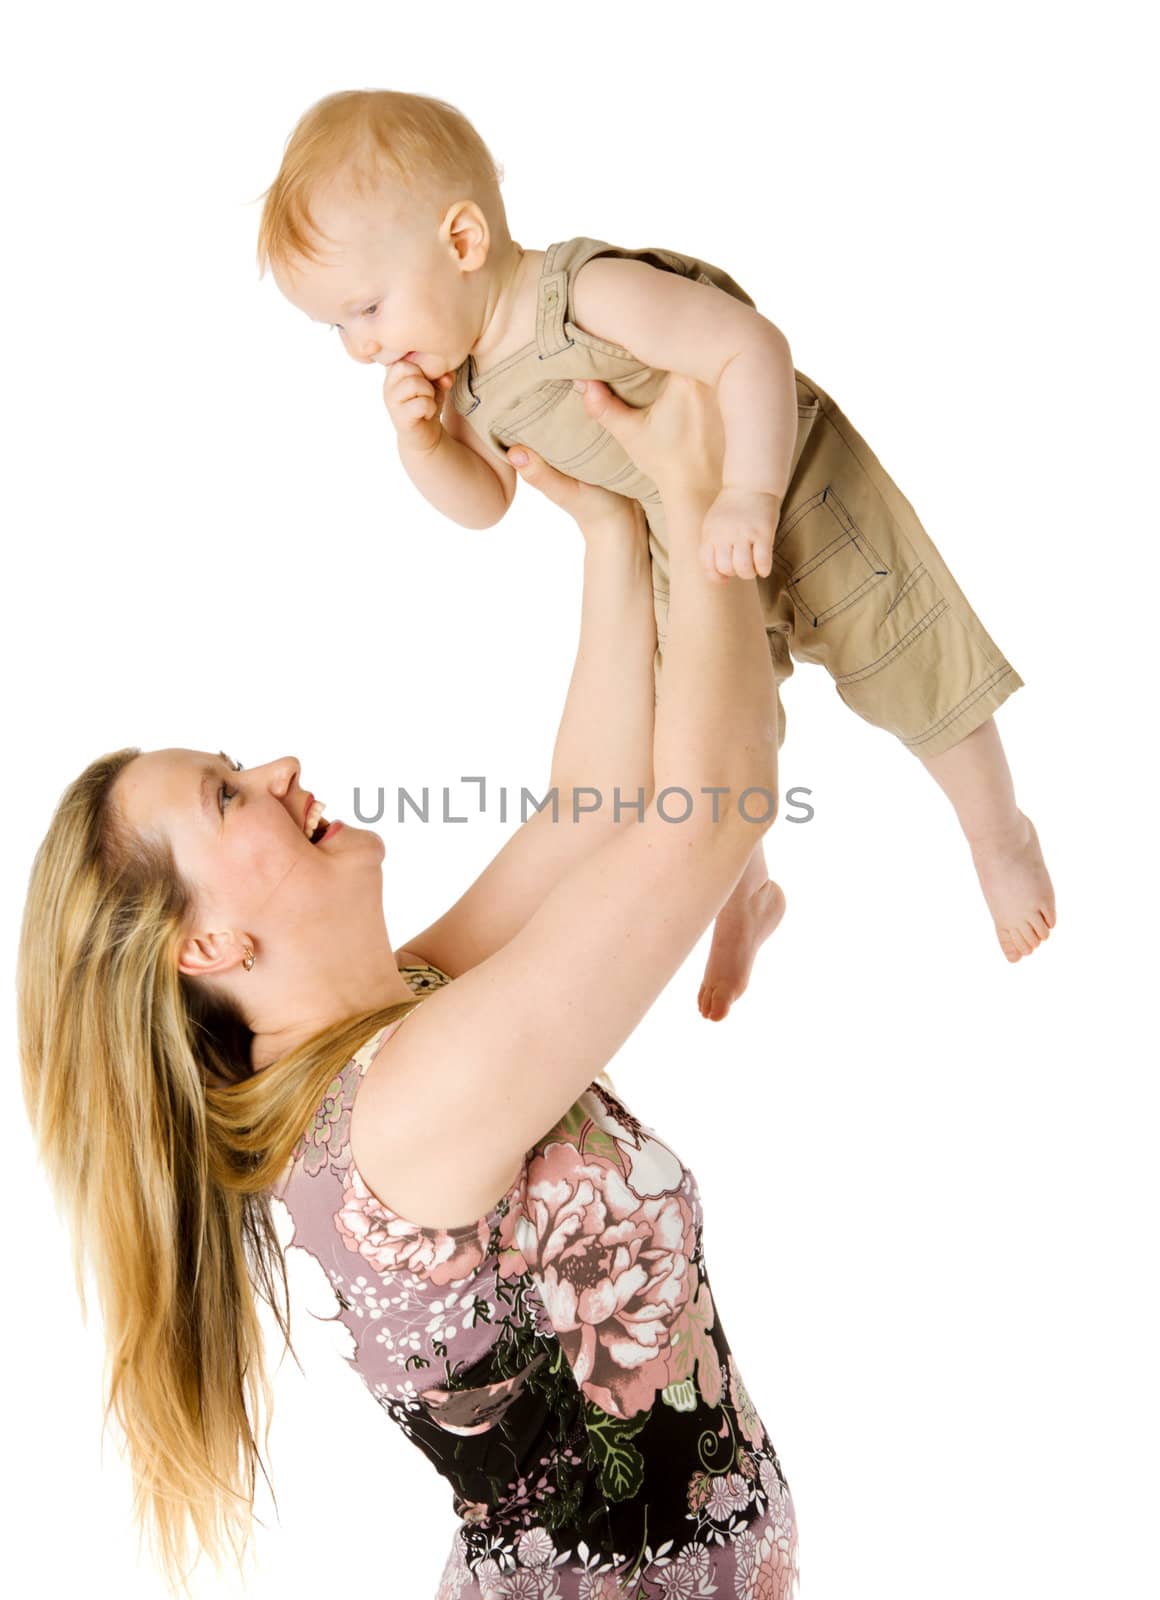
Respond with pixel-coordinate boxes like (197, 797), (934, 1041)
(535, 240), (577, 360)
(450, 358), (480, 415)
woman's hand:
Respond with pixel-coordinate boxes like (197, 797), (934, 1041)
(506, 442), (647, 543)
(570, 374), (726, 499)
(506, 369), (725, 541)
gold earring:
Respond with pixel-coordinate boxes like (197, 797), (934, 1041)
(242, 946), (255, 972)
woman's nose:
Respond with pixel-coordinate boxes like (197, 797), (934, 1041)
(263, 755), (301, 792)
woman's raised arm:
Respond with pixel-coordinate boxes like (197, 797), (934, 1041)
(358, 376), (778, 1231)
(397, 420), (659, 976)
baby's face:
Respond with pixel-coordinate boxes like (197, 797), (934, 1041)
(273, 180), (487, 383)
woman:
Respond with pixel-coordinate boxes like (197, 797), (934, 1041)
(17, 375), (797, 1599)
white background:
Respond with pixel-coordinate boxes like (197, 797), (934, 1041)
(2, 2), (1156, 1596)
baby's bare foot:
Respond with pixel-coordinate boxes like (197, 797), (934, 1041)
(968, 810), (1056, 962)
(698, 880), (787, 1022)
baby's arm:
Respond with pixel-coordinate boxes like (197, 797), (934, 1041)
(384, 359), (517, 529)
(570, 258), (798, 579)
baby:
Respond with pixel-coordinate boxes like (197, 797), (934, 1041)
(258, 89), (1056, 1019)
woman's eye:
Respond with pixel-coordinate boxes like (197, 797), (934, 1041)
(218, 783), (238, 813)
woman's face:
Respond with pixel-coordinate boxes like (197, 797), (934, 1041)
(111, 748), (384, 977)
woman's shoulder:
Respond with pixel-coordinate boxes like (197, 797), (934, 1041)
(349, 957), (531, 1234)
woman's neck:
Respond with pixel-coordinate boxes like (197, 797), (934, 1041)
(248, 955), (417, 1073)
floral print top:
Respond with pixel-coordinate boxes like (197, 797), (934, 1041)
(271, 961), (799, 1599)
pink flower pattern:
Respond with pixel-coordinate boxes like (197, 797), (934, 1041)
(516, 1139), (696, 1419)
(274, 962), (799, 1598)
(293, 1064), (358, 1177)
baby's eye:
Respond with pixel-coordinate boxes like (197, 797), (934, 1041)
(362, 303), (379, 318)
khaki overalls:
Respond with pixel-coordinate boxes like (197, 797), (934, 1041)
(448, 237), (1022, 759)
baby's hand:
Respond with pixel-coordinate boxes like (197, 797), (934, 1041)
(700, 486), (782, 580)
(382, 359), (454, 455)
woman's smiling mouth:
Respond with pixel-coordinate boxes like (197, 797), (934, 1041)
(303, 795), (330, 843)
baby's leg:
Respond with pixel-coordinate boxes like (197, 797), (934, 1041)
(698, 837), (787, 1021)
(768, 371), (1054, 962)
(918, 715), (1055, 961)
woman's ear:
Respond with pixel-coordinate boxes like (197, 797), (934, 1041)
(176, 929), (254, 979)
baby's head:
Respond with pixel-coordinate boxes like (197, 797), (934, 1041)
(258, 89), (510, 378)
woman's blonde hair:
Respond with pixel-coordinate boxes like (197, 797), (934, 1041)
(256, 88), (508, 274)
(17, 748), (423, 1593)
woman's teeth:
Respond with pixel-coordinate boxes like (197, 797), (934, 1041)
(304, 799), (329, 842)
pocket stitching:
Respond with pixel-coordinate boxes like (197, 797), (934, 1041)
(775, 487), (892, 628)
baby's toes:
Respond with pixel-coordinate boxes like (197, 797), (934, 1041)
(699, 981), (730, 1022)
(708, 990), (731, 1021)
(998, 925), (1026, 962)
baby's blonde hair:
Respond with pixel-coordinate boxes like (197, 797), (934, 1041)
(256, 88), (509, 274)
